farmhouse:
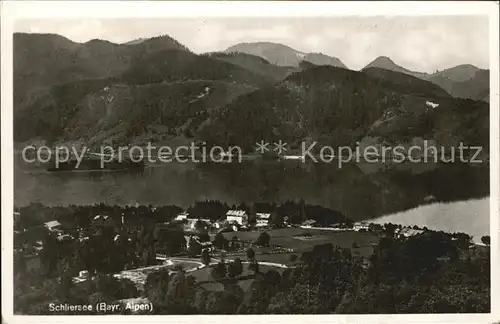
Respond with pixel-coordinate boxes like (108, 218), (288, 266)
(256, 213), (270, 228)
(226, 210), (248, 225)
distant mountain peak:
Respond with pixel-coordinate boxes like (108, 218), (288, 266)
(364, 56), (430, 80)
(224, 42), (346, 69)
(365, 56), (399, 69)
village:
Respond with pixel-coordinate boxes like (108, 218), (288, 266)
(13, 203), (490, 314)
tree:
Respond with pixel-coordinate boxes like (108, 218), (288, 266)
(255, 232), (271, 246)
(230, 236), (239, 250)
(269, 213), (283, 228)
(248, 260), (259, 274)
(144, 270), (171, 311)
(246, 247), (256, 262)
(211, 261), (227, 280)
(194, 220), (206, 231)
(188, 237), (202, 257)
(481, 235), (490, 246)
(384, 223), (397, 238)
(227, 258), (243, 278)
(166, 271), (197, 313)
(213, 232), (228, 250)
(201, 249), (211, 266)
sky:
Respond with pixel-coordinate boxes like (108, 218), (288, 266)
(15, 16), (489, 72)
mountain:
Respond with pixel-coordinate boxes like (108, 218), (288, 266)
(363, 56), (430, 79)
(363, 57), (489, 101)
(433, 64), (481, 82)
(120, 49), (273, 87)
(14, 33), (489, 160)
(201, 65), (487, 154)
(14, 34), (273, 143)
(13, 33), (191, 103)
(204, 52), (300, 81)
(302, 53), (346, 69)
(362, 67), (450, 99)
(224, 42), (347, 68)
(428, 68), (489, 102)
(15, 80), (256, 147)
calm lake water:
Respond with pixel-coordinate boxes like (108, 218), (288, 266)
(14, 155), (489, 221)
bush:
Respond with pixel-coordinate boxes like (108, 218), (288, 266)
(255, 232), (271, 246)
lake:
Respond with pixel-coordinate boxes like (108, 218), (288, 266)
(14, 153), (489, 222)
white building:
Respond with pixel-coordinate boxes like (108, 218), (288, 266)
(175, 211), (189, 221)
(226, 210), (248, 225)
(256, 213), (270, 228)
(79, 270), (90, 279)
(44, 220), (62, 233)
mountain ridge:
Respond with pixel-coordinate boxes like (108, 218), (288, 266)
(225, 41), (347, 69)
(363, 56), (489, 102)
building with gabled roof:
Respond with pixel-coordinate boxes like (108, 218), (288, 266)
(256, 213), (271, 227)
(226, 210), (248, 225)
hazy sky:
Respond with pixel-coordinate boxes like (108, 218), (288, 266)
(15, 16), (489, 72)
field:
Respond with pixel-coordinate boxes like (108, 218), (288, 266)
(220, 227), (379, 256)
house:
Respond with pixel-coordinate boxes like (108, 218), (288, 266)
(353, 222), (369, 231)
(187, 218), (211, 230)
(256, 213), (270, 228)
(57, 234), (74, 242)
(79, 270), (90, 280)
(426, 101), (439, 109)
(93, 214), (116, 227)
(226, 210), (248, 225)
(44, 220), (62, 233)
(185, 235), (214, 252)
(301, 219), (316, 228)
(397, 228), (424, 238)
(174, 211), (189, 221)
(33, 240), (44, 253)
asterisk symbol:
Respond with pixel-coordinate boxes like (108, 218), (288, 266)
(255, 140), (270, 154)
(273, 140), (288, 155)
